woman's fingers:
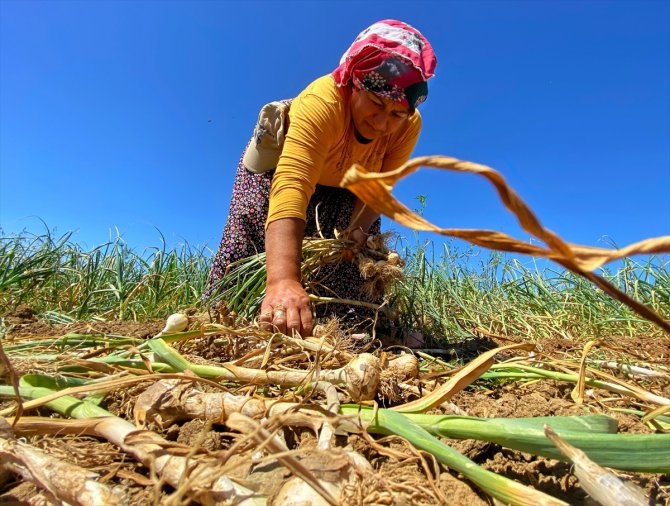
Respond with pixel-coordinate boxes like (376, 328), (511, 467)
(300, 303), (314, 337)
(259, 302), (290, 335)
(258, 306), (274, 332)
(287, 304), (314, 337)
(286, 306), (302, 336)
(271, 304), (288, 334)
(259, 301), (313, 337)
(260, 281), (313, 336)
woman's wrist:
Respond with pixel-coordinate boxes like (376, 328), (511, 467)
(266, 276), (302, 289)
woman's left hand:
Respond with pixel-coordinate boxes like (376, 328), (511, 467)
(346, 227), (368, 249)
(346, 199), (378, 251)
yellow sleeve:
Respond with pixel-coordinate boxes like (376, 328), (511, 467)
(266, 84), (343, 227)
(381, 111), (422, 173)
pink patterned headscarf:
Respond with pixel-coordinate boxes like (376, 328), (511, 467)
(332, 20), (437, 111)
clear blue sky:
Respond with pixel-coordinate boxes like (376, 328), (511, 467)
(1, 0), (669, 255)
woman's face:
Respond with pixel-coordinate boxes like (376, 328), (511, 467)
(350, 88), (410, 140)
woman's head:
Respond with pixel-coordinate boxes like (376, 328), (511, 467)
(333, 19), (437, 140)
(349, 88), (411, 140)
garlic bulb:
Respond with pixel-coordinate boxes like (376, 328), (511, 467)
(386, 354), (419, 381)
(156, 313), (189, 337)
(387, 252), (401, 266)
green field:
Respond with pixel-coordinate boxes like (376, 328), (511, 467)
(2, 228), (667, 339)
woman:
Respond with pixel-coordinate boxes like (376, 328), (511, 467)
(205, 19), (437, 337)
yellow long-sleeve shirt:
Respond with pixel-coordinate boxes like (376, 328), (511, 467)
(266, 74), (422, 227)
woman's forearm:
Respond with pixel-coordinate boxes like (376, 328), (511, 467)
(348, 199), (380, 233)
(265, 218), (304, 286)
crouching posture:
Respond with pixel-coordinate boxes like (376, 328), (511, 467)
(204, 19), (437, 336)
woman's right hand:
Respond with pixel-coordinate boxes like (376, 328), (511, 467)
(262, 217), (313, 337)
(259, 279), (313, 337)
